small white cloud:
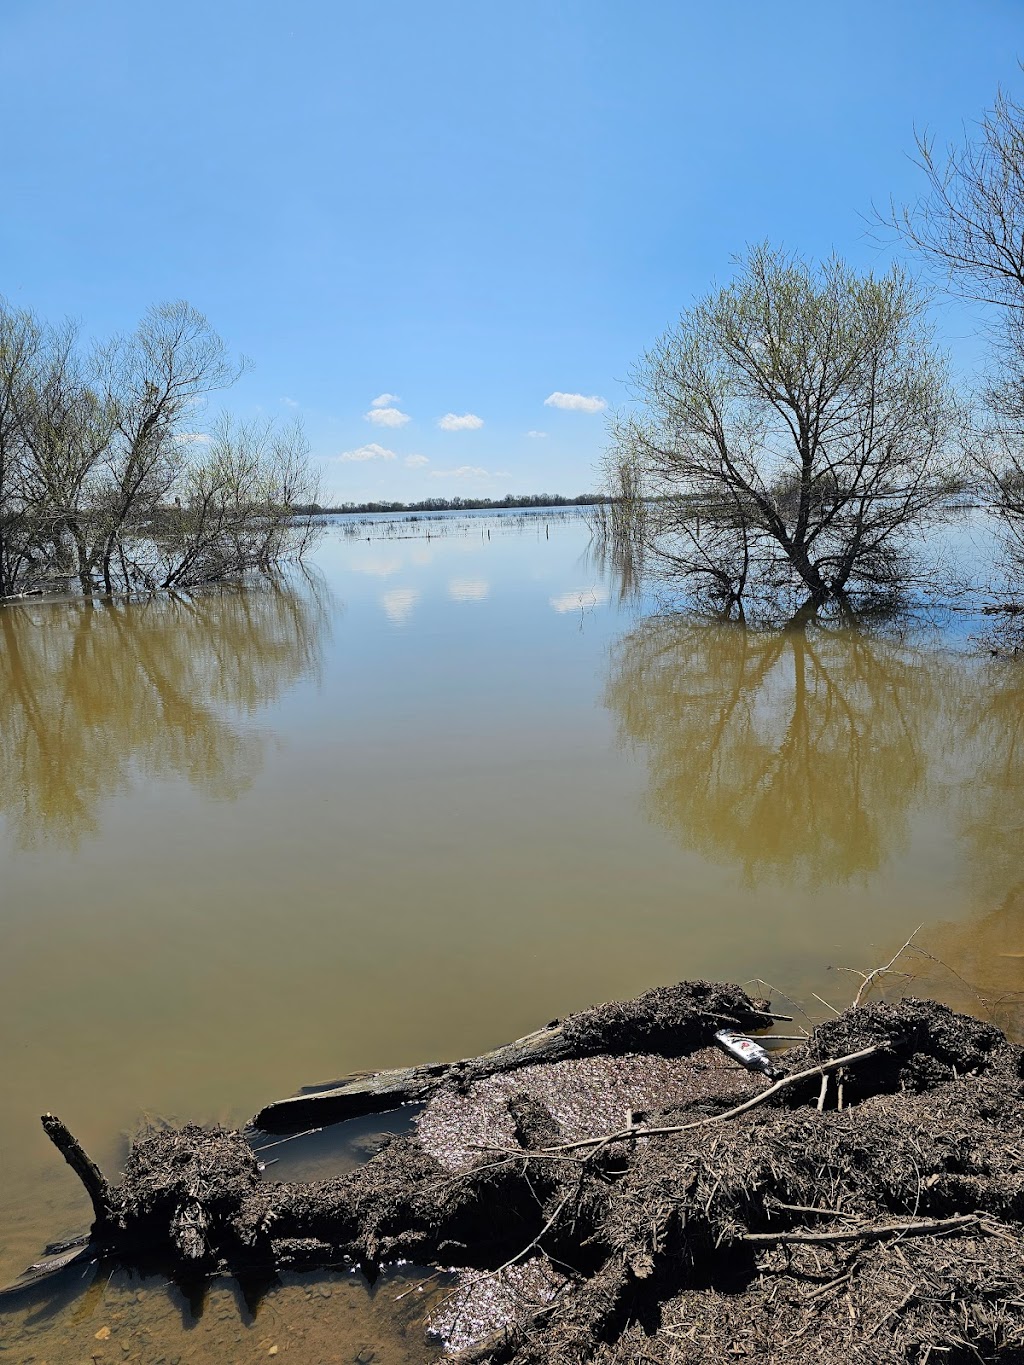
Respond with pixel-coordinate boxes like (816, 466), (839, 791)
(448, 577), (490, 603)
(176, 432), (213, 445)
(370, 393), (400, 408)
(437, 412), (484, 432)
(549, 586), (610, 614)
(404, 454), (430, 469)
(544, 392), (607, 414)
(429, 465), (490, 479)
(527, 430), (548, 439)
(366, 406), (411, 428)
(281, 396), (300, 408)
(381, 587), (420, 625)
(336, 442), (397, 462)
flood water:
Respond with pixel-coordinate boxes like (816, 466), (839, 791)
(1, 508), (1023, 1362)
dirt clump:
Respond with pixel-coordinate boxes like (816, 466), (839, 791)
(27, 984), (1024, 1363)
(794, 996), (1010, 1099)
(557, 981), (775, 1057)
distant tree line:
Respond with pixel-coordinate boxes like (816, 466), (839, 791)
(309, 492), (604, 515)
(602, 82), (1024, 621)
(0, 299), (319, 600)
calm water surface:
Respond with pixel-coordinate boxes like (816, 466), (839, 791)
(1, 509), (1022, 1361)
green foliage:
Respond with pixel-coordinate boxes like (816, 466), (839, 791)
(607, 244), (962, 613)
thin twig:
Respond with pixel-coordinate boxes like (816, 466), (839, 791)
(469, 1145), (588, 1166)
(805, 1271), (854, 1301)
(812, 993), (841, 1016)
(852, 927), (924, 1007)
(394, 1268), (445, 1301)
(740, 1214), (981, 1247)
(249, 1126), (324, 1152)
(437, 1190), (575, 1306)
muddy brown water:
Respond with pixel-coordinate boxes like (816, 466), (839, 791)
(1, 509), (1022, 1362)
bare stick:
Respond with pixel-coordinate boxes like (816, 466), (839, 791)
(436, 1189), (575, 1310)
(740, 1214), (980, 1247)
(537, 1045), (885, 1155)
(40, 1114), (113, 1227)
(816, 1074), (829, 1112)
(852, 927), (923, 1007)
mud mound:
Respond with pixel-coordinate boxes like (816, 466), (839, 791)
(798, 997), (1009, 1098)
(28, 984), (1024, 1363)
(115, 1124), (261, 1265)
(560, 981), (773, 1055)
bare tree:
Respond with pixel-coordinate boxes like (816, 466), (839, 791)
(92, 301), (242, 594)
(605, 245), (962, 617)
(156, 416), (321, 591)
(888, 88), (1024, 317)
(0, 296), (320, 600)
(0, 302), (48, 596)
(887, 85), (1024, 555)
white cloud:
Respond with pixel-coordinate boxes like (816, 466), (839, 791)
(544, 392), (607, 414)
(370, 393), (400, 408)
(336, 442), (397, 462)
(549, 586), (610, 614)
(365, 406), (411, 428)
(448, 577), (490, 603)
(437, 412), (484, 431)
(281, 396), (300, 408)
(527, 430), (548, 439)
(404, 454), (430, 469)
(429, 465), (492, 479)
(381, 587), (420, 626)
(176, 432), (213, 445)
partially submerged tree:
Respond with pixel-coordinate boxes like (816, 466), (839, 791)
(605, 245), (961, 617)
(0, 298), (320, 599)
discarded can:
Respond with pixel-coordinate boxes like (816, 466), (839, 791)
(713, 1028), (780, 1079)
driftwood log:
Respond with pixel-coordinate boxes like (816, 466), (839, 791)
(253, 979), (785, 1131)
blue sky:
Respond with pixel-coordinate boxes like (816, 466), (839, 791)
(2, 0), (1022, 503)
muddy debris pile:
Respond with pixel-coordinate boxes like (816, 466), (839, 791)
(29, 983), (1024, 1364)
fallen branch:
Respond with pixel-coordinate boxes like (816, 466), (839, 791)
(253, 982), (782, 1132)
(740, 1214), (982, 1246)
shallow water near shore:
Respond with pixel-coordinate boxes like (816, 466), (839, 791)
(1, 508), (1023, 1361)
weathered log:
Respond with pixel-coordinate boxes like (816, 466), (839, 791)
(253, 981), (782, 1132)
(40, 1112), (113, 1227)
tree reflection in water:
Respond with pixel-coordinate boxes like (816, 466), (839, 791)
(0, 572), (330, 849)
(605, 612), (943, 886)
(931, 653), (1024, 1030)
